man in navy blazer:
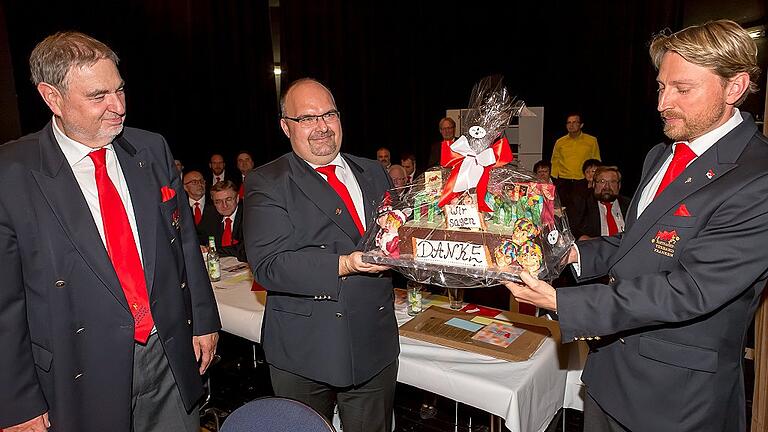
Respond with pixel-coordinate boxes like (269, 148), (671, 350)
(506, 20), (767, 431)
(244, 78), (399, 432)
(0, 32), (220, 432)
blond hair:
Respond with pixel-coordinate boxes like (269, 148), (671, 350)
(29, 31), (119, 91)
(649, 20), (760, 106)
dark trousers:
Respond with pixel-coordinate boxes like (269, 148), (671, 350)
(583, 392), (630, 432)
(269, 360), (398, 432)
(131, 333), (199, 432)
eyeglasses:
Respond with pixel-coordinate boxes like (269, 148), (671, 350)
(213, 196), (237, 206)
(283, 110), (340, 128)
(184, 179), (205, 186)
(595, 179), (620, 185)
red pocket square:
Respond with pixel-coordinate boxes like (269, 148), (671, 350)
(160, 186), (176, 202)
(673, 204), (691, 217)
(251, 281), (266, 292)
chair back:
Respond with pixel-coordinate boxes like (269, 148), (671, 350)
(220, 397), (336, 432)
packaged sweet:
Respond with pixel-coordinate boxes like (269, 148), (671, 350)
(361, 76), (574, 288)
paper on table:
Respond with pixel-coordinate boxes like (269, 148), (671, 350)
(471, 316), (513, 326)
(444, 317), (485, 332)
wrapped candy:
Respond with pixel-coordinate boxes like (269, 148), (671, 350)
(361, 77), (574, 288)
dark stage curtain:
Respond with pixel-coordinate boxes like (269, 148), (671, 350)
(3, 0), (279, 171)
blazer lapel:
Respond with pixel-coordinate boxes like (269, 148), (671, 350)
(30, 124), (129, 311)
(612, 117), (755, 266)
(114, 136), (159, 296)
(288, 153), (362, 243)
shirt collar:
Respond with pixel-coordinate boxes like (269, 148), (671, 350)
(222, 206), (238, 222)
(306, 153), (348, 172)
(51, 116), (115, 166)
(676, 108), (742, 157)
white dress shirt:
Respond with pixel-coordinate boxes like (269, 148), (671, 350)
(212, 170), (226, 185)
(308, 154), (367, 230)
(598, 199), (626, 236)
(636, 109), (742, 217)
(189, 195), (208, 213)
(221, 206), (239, 226)
(52, 117), (144, 265)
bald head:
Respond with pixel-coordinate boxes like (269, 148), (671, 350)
(279, 79), (342, 165)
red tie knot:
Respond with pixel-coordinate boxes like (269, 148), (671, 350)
(673, 142), (695, 161)
(315, 165), (337, 178)
(88, 147), (108, 168)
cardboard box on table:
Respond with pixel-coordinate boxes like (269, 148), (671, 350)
(398, 306), (560, 362)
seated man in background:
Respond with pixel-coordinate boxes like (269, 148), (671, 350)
(199, 180), (247, 262)
(400, 152), (419, 183)
(183, 170), (219, 245)
(376, 147), (392, 170)
(235, 150), (255, 198)
(387, 164), (408, 189)
(429, 117), (457, 167)
(568, 165), (630, 240)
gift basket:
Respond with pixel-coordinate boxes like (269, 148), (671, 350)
(362, 76), (574, 288)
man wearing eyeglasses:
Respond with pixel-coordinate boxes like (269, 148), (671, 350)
(570, 166), (630, 240)
(182, 170), (219, 244)
(244, 78), (398, 432)
(200, 180), (246, 262)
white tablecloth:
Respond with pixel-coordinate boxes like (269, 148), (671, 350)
(211, 257), (586, 431)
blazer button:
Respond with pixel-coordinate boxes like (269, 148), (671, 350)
(320, 244), (327, 249)
(187, 319), (192, 325)
(55, 280), (66, 288)
(170, 237), (176, 244)
(335, 313), (343, 318)
(608, 275), (616, 285)
(619, 338), (626, 344)
(594, 336), (601, 341)
(180, 282), (187, 289)
(341, 276), (347, 281)
(74, 372), (84, 380)
(75, 327), (85, 334)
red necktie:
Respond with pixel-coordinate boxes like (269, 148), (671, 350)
(315, 165), (365, 235)
(238, 183), (245, 199)
(88, 148), (154, 343)
(655, 142), (696, 197)
(603, 201), (619, 236)
(193, 202), (202, 225)
(222, 217), (233, 246)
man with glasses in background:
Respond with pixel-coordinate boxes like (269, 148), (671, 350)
(183, 170), (219, 245)
(200, 180), (247, 262)
(244, 78), (398, 432)
(569, 166), (630, 240)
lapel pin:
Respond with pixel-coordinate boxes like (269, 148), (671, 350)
(335, 208), (342, 215)
(706, 169), (715, 179)
(684, 177), (692, 183)
(138, 160), (146, 168)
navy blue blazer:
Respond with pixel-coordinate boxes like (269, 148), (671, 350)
(0, 123), (221, 431)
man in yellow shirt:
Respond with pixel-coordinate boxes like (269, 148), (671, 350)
(550, 113), (600, 209)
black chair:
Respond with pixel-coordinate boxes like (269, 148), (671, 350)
(220, 397), (336, 432)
